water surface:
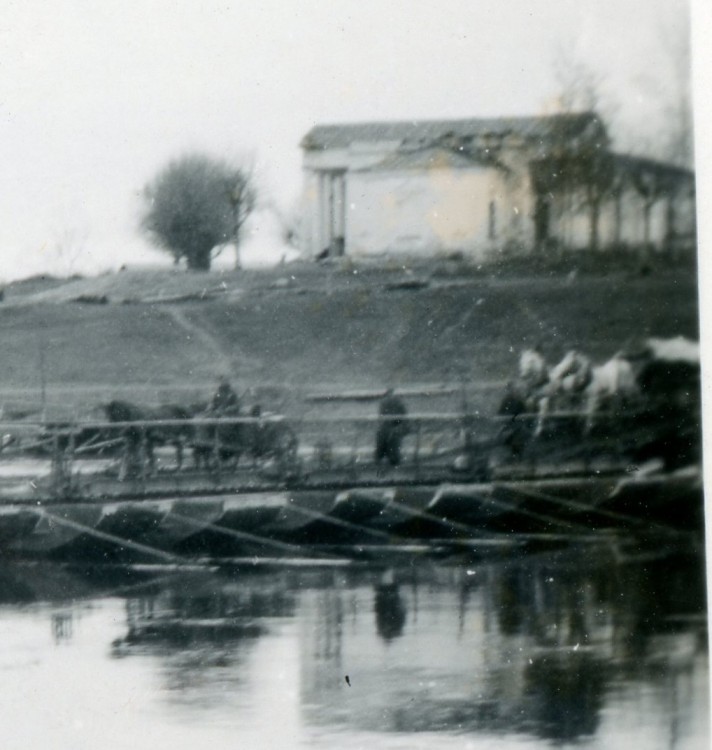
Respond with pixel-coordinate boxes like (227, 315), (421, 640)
(0, 548), (706, 749)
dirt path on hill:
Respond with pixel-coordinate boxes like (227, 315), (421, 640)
(164, 307), (235, 374)
(164, 306), (263, 378)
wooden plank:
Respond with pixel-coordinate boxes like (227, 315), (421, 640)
(0, 410), (594, 431)
(305, 383), (505, 402)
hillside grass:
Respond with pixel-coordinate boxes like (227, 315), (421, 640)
(0, 258), (699, 419)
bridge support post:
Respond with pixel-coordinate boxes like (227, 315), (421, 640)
(212, 422), (222, 481)
(414, 421), (421, 480)
(49, 427), (76, 499)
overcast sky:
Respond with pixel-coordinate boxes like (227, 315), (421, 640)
(0, 0), (701, 280)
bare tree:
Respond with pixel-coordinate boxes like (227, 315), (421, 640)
(141, 154), (257, 271)
(226, 161), (258, 269)
(621, 9), (694, 168)
(658, 13), (694, 167)
(552, 47), (605, 115)
(545, 48), (618, 251)
(53, 225), (90, 276)
(262, 198), (302, 250)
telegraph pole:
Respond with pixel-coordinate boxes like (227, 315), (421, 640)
(38, 330), (47, 422)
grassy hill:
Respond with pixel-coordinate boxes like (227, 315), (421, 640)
(0, 258), (699, 418)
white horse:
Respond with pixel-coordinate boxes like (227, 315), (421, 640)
(533, 350), (592, 436)
(526, 336), (698, 439)
(645, 336), (699, 364)
(583, 353), (640, 432)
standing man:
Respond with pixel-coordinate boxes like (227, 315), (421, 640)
(375, 388), (409, 467)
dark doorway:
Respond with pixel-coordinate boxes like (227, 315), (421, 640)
(322, 171), (346, 257)
(534, 195), (551, 248)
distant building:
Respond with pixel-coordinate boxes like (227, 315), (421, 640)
(299, 113), (695, 260)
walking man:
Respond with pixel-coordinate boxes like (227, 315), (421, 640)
(375, 388), (409, 467)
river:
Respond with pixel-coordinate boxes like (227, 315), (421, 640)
(0, 547), (706, 749)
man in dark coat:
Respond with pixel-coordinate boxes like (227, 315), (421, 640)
(210, 376), (240, 414)
(375, 388), (409, 467)
(497, 381), (530, 458)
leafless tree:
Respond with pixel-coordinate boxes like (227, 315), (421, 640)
(53, 225), (90, 276)
(545, 48), (619, 252)
(552, 48), (605, 115)
(263, 198), (302, 250)
(658, 13), (694, 167)
(542, 52), (615, 251)
(227, 160), (258, 269)
(621, 8), (694, 168)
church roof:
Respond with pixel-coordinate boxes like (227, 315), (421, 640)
(301, 112), (603, 150)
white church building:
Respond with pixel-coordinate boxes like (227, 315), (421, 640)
(299, 113), (696, 261)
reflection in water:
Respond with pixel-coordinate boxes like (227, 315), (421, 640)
(51, 611), (74, 644)
(0, 549), (705, 749)
(375, 571), (407, 642)
(296, 553), (707, 745)
(106, 572), (298, 714)
(114, 574), (294, 650)
(524, 651), (607, 741)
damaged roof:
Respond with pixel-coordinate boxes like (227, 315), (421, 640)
(354, 146), (495, 172)
(613, 153), (694, 179)
(301, 111), (603, 150)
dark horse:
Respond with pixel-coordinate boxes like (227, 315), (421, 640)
(191, 403), (245, 470)
(245, 405), (300, 471)
(191, 404), (299, 473)
(103, 400), (193, 474)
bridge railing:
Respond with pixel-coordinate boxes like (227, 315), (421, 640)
(0, 406), (652, 476)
